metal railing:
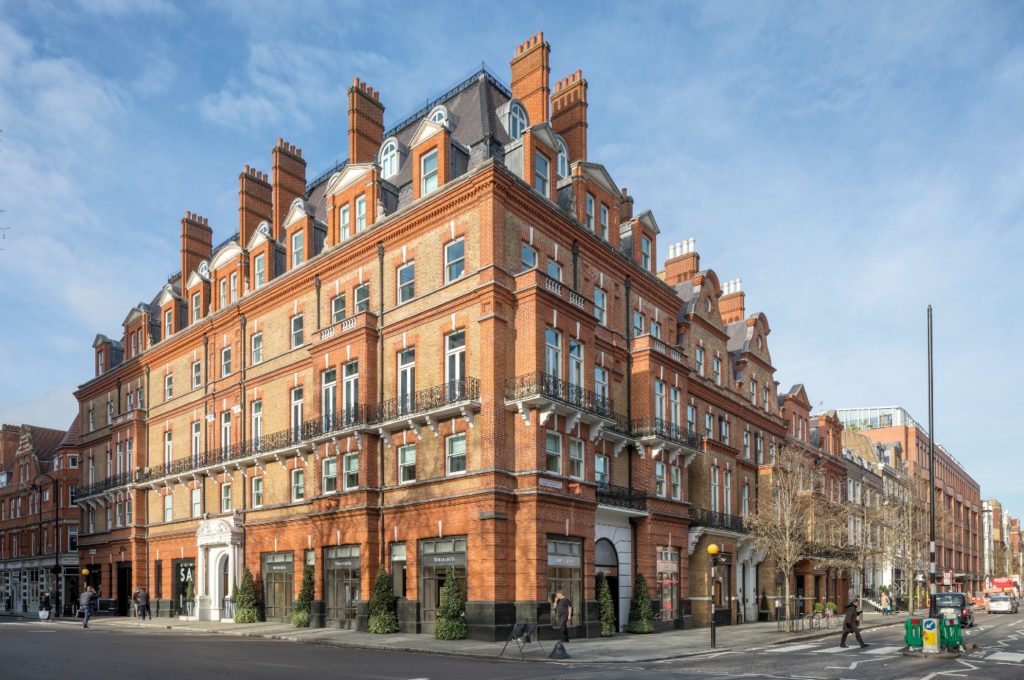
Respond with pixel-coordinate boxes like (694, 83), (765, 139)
(505, 372), (615, 420)
(596, 482), (647, 512)
(631, 417), (703, 449)
(689, 507), (747, 533)
(376, 378), (480, 423)
(79, 381), (480, 496)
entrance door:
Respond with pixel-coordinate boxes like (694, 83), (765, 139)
(116, 563), (132, 616)
(595, 538), (619, 630)
(262, 553), (294, 622)
(324, 546), (360, 627)
(420, 564), (466, 634)
(219, 556), (230, 615)
(171, 559), (195, 616)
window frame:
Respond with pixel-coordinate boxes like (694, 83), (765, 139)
(251, 476), (264, 508)
(291, 468), (305, 502)
(545, 431), (561, 475)
(420, 149), (439, 195)
(533, 151), (550, 198)
(331, 294), (346, 324)
(355, 195), (366, 232)
(444, 238), (465, 283)
(398, 444), (416, 484)
(397, 261), (415, 304)
(322, 457), (338, 494)
(290, 314), (304, 349)
(221, 346), (232, 377)
(191, 361), (202, 390)
(291, 230), (305, 267)
(251, 332), (263, 365)
(446, 433), (467, 476)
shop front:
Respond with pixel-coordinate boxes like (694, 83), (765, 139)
(419, 537), (466, 635)
(547, 537), (583, 636)
(261, 552), (294, 622)
(656, 546), (680, 626)
(324, 545), (360, 628)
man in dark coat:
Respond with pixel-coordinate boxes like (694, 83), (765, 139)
(554, 591), (574, 643)
(840, 599), (868, 647)
(135, 586), (151, 620)
(79, 586), (97, 629)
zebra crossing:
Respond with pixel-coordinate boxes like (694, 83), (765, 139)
(762, 642), (904, 656)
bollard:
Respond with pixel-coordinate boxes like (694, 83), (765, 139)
(904, 617), (923, 648)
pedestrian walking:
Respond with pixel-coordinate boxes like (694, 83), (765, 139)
(880, 592), (891, 616)
(134, 586), (151, 620)
(840, 599), (868, 648)
(39, 591), (52, 621)
(553, 590), (573, 643)
(79, 586), (97, 629)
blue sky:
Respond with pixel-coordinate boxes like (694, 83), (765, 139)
(1, 1), (1021, 514)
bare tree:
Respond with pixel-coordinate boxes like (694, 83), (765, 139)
(747, 445), (833, 631)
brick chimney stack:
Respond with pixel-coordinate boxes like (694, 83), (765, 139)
(348, 77), (385, 165)
(239, 165), (272, 247)
(551, 68), (587, 161)
(719, 278), (746, 323)
(272, 139), (307, 242)
(181, 211), (213, 279)
(510, 32), (550, 125)
(664, 239), (700, 285)
(618, 187), (633, 223)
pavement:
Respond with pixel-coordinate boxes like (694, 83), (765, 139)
(45, 609), (900, 663)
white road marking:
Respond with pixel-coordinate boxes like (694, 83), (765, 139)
(813, 645), (854, 653)
(988, 651), (1024, 662)
(825, 656), (885, 671)
(862, 645), (903, 655)
(764, 643), (819, 653)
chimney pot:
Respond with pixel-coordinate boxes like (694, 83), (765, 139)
(353, 76), (360, 87)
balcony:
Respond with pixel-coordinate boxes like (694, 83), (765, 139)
(631, 334), (685, 364)
(632, 417), (703, 466)
(314, 311), (377, 345)
(375, 377), (481, 435)
(76, 471), (139, 502)
(596, 482), (647, 514)
(505, 372), (615, 427)
(688, 507), (748, 534)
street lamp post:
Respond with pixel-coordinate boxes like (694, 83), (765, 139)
(707, 543), (726, 648)
(31, 472), (59, 618)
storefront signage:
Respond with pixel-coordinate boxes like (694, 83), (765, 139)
(547, 555), (581, 568)
(328, 558), (360, 569)
(422, 553), (467, 567)
(657, 560), (679, 573)
(539, 478), (563, 490)
(266, 563), (293, 573)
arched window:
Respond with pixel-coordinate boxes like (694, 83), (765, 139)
(429, 106), (448, 125)
(380, 141), (398, 180)
(556, 138), (569, 179)
(509, 102), (528, 140)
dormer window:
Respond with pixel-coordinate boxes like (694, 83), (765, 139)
(641, 236), (652, 271)
(556, 138), (569, 179)
(97, 350), (105, 375)
(191, 293), (201, 323)
(355, 195), (367, 232)
(704, 298), (712, 313)
(509, 102), (528, 140)
(429, 106), (448, 125)
(164, 310), (173, 338)
(533, 152), (550, 198)
(380, 141), (398, 180)
(219, 279), (227, 308)
(254, 254), (266, 288)
(291, 230), (305, 267)
(421, 151), (439, 196)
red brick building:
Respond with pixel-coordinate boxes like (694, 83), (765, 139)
(0, 422), (79, 615)
(71, 34), (853, 637)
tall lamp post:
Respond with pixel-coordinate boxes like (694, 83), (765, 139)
(707, 543), (726, 648)
(31, 472), (60, 617)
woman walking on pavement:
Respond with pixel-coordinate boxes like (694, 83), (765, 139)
(840, 598), (868, 648)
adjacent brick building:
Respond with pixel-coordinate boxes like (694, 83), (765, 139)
(835, 406), (983, 596)
(0, 422), (79, 615)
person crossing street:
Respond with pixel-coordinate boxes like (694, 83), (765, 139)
(840, 598), (868, 648)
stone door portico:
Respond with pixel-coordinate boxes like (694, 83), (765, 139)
(195, 514), (243, 621)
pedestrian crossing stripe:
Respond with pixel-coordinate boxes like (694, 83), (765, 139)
(988, 651), (1024, 663)
(862, 645), (902, 655)
(813, 646), (854, 653)
(765, 643), (819, 655)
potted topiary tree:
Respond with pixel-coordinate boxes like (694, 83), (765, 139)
(434, 567), (466, 640)
(597, 573), (616, 636)
(233, 567), (261, 623)
(291, 562), (314, 627)
(367, 569), (399, 634)
(759, 590), (770, 622)
(626, 572), (654, 634)
(184, 580), (195, 618)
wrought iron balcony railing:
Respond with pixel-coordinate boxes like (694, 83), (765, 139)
(631, 417), (703, 449)
(505, 371), (615, 420)
(688, 507), (748, 533)
(596, 482), (647, 512)
(375, 378), (480, 423)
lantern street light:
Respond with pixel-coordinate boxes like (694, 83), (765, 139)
(707, 543), (727, 648)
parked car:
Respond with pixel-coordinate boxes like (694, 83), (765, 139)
(934, 592), (974, 627)
(987, 595), (1018, 614)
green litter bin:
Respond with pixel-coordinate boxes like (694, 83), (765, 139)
(904, 617), (923, 648)
(940, 617), (962, 649)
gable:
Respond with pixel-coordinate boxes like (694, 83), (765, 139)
(408, 119), (446, 149)
(281, 198), (313, 233)
(576, 161), (619, 198)
(325, 163), (373, 198)
(210, 243), (244, 271)
(246, 221), (273, 250)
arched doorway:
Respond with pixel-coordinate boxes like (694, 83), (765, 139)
(595, 538), (619, 631)
(218, 554), (230, 615)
